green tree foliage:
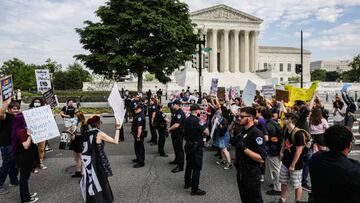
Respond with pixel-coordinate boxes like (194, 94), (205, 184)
(144, 73), (155, 81)
(68, 62), (92, 82)
(325, 71), (340, 82)
(311, 69), (326, 81)
(0, 58), (37, 90)
(39, 58), (62, 73)
(53, 63), (91, 90)
(341, 54), (360, 82)
(288, 76), (300, 83)
(75, 0), (197, 92)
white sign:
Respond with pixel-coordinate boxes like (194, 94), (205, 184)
(210, 78), (219, 96)
(23, 105), (60, 144)
(189, 95), (199, 103)
(242, 80), (257, 106)
(108, 83), (126, 126)
(262, 85), (275, 98)
(35, 69), (51, 93)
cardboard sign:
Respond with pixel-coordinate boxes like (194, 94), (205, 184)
(242, 80), (257, 106)
(181, 104), (208, 125)
(275, 90), (289, 102)
(262, 85), (275, 98)
(35, 69), (51, 93)
(1, 76), (14, 101)
(42, 89), (58, 109)
(217, 87), (226, 100)
(210, 78), (218, 96)
(108, 83), (126, 126)
(23, 105), (60, 144)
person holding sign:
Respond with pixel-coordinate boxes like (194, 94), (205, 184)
(60, 99), (77, 129)
(12, 113), (40, 203)
(80, 116), (121, 203)
(0, 99), (20, 195)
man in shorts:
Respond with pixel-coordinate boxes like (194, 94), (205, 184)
(279, 112), (307, 203)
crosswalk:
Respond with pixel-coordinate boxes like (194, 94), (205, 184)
(327, 115), (360, 145)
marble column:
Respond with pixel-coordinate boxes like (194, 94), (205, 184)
(244, 30), (250, 73)
(233, 30), (240, 73)
(223, 29), (229, 72)
(254, 31), (259, 72)
(249, 31), (255, 72)
(240, 31), (245, 73)
(211, 29), (218, 73)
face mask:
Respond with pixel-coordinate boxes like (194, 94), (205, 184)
(34, 103), (41, 107)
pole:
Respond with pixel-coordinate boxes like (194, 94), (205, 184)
(198, 34), (206, 99)
(301, 30), (303, 88)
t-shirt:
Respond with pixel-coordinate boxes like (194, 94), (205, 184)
(0, 112), (14, 146)
(309, 151), (360, 203)
(296, 106), (310, 132)
(61, 105), (76, 118)
(184, 114), (206, 143)
(309, 118), (329, 135)
(282, 129), (306, 170)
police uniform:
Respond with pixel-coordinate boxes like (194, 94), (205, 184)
(183, 114), (206, 194)
(235, 125), (267, 203)
(155, 110), (168, 156)
(132, 111), (146, 167)
(148, 104), (158, 144)
(170, 108), (186, 169)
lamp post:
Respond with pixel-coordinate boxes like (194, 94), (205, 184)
(198, 34), (206, 99)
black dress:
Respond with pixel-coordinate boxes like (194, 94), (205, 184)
(80, 128), (114, 203)
(70, 125), (88, 153)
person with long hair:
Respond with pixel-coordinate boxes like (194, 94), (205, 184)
(332, 96), (346, 125)
(80, 116), (120, 203)
(69, 111), (88, 178)
(309, 108), (329, 153)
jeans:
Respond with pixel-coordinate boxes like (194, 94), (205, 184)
(0, 145), (19, 187)
(302, 149), (312, 186)
(20, 169), (31, 202)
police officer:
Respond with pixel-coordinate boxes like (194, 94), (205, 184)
(132, 104), (146, 168)
(155, 104), (169, 157)
(168, 100), (185, 173)
(148, 98), (158, 145)
(183, 104), (209, 196)
(235, 107), (267, 203)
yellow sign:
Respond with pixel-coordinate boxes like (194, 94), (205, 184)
(284, 81), (318, 106)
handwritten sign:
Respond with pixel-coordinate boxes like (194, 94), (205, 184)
(35, 69), (51, 93)
(210, 78), (218, 96)
(275, 90), (289, 102)
(217, 87), (226, 100)
(23, 105), (60, 144)
(262, 85), (275, 98)
(181, 104), (208, 125)
(242, 80), (257, 106)
(108, 83), (126, 126)
(42, 89), (58, 109)
(1, 76), (14, 101)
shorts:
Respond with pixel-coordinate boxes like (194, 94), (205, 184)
(312, 133), (325, 146)
(279, 163), (302, 189)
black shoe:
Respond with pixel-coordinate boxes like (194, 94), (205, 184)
(132, 159), (138, 163)
(23, 197), (39, 203)
(133, 163), (145, 168)
(171, 166), (184, 173)
(302, 184), (312, 192)
(71, 172), (82, 178)
(269, 184), (274, 188)
(150, 143), (157, 146)
(191, 189), (206, 196)
(169, 161), (178, 165)
(159, 154), (168, 157)
(184, 184), (191, 189)
(266, 189), (281, 196)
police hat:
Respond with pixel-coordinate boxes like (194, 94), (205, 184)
(190, 104), (201, 111)
(134, 104), (143, 110)
(294, 100), (305, 106)
(173, 100), (181, 105)
(284, 112), (300, 120)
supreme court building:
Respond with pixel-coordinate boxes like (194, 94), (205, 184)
(174, 4), (311, 90)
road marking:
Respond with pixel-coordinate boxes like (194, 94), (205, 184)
(350, 150), (360, 156)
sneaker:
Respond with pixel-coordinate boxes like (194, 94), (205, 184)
(260, 175), (265, 183)
(216, 160), (226, 166)
(223, 162), (233, 170)
(45, 147), (53, 153)
(39, 164), (47, 170)
(30, 193), (38, 198)
(0, 187), (9, 195)
(191, 189), (206, 196)
(302, 184), (312, 192)
(33, 169), (39, 174)
(24, 197), (39, 203)
(266, 189), (281, 196)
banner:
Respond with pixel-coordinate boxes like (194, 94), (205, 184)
(42, 89), (58, 109)
(275, 90), (289, 102)
(242, 80), (257, 106)
(210, 78), (218, 96)
(35, 69), (51, 93)
(1, 76), (14, 101)
(108, 83), (126, 126)
(23, 105), (60, 144)
(285, 81), (318, 106)
(262, 85), (275, 98)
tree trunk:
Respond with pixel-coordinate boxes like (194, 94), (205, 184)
(137, 71), (143, 93)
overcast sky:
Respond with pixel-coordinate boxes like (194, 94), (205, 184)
(1, 0), (360, 67)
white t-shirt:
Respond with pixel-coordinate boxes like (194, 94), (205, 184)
(310, 118), (329, 135)
(333, 107), (346, 122)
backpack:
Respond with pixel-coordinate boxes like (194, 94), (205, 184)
(291, 127), (311, 148)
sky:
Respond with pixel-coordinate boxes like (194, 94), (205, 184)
(1, 0), (360, 67)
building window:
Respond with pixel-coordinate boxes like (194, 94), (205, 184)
(280, 63), (283, 72)
(280, 77), (283, 82)
(287, 63), (291, 72)
(264, 63), (267, 70)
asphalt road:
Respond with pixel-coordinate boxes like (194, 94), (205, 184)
(1, 119), (359, 203)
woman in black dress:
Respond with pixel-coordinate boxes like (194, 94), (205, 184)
(80, 116), (121, 203)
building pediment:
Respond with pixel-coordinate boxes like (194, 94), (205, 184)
(191, 4), (263, 24)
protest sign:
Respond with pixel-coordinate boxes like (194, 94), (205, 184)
(285, 81), (318, 106)
(108, 83), (126, 126)
(217, 87), (226, 100)
(181, 103), (208, 125)
(228, 86), (241, 100)
(275, 90), (289, 102)
(210, 78), (219, 96)
(42, 89), (58, 109)
(35, 69), (52, 93)
(1, 76), (14, 101)
(189, 95), (199, 103)
(23, 105), (60, 144)
(262, 85), (275, 98)
(242, 80), (257, 106)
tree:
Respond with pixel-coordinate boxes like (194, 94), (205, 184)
(75, 0), (197, 92)
(288, 76), (300, 83)
(0, 58), (37, 90)
(341, 54), (360, 82)
(144, 73), (155, 81)
(325, 71), (340, 82)
(68, 62), (92, 82)
(39, 58), (62, 73)
(311, 69), (326, 81)
(52, 63), (91, 90)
